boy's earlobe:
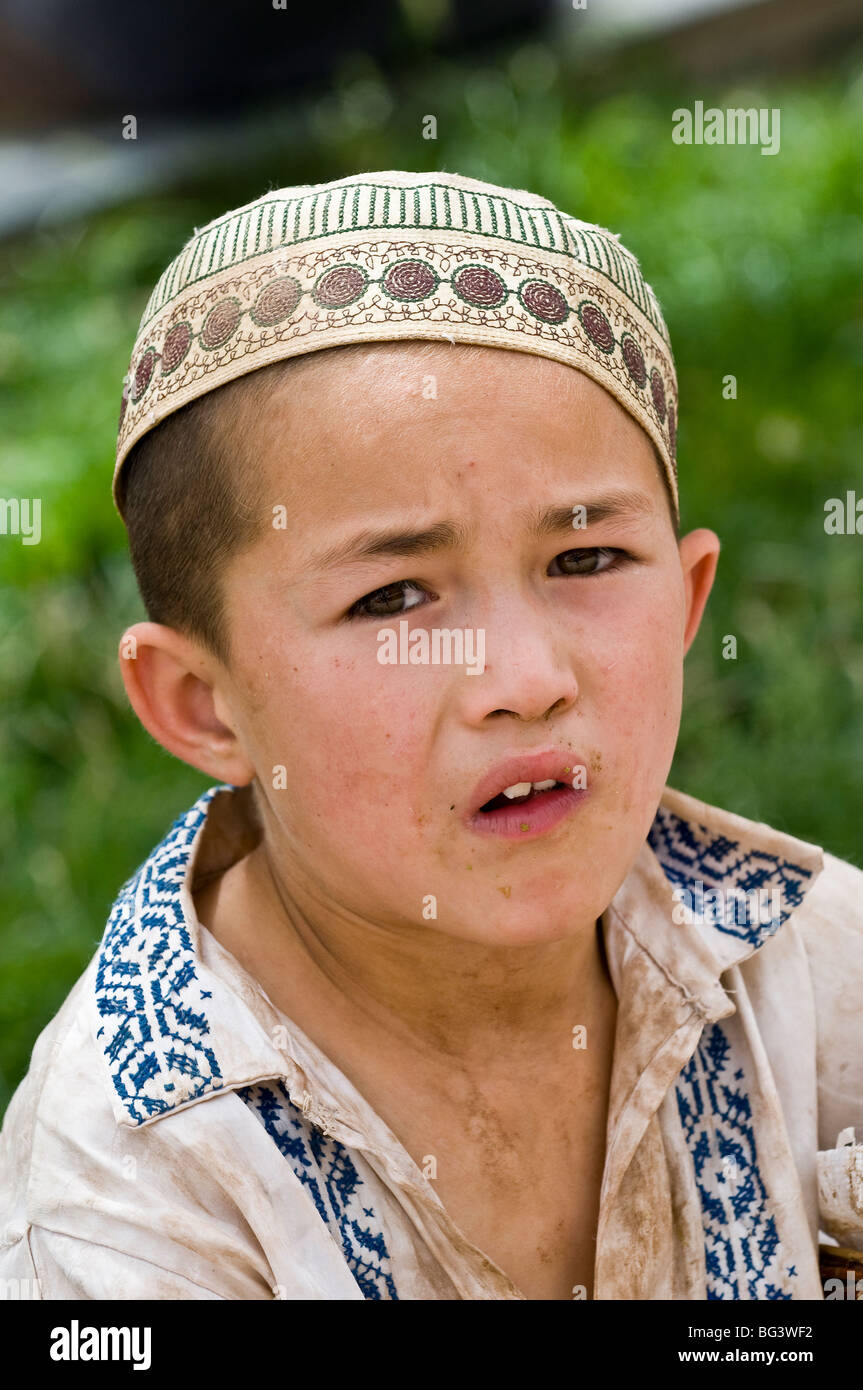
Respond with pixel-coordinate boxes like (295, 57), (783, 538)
(117, 621), (255, 785)
(678, 528), (721, 655)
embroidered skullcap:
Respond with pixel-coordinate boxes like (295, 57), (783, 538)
(114, 169), (679, 517)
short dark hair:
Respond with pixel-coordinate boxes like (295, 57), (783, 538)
(120, 345), (678, 665)
(120, 367), (269, 665)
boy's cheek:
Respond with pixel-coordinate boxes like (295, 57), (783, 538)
(251, 678), (429, 811)
(600, 639), (682, 786)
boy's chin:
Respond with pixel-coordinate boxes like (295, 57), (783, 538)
(417, 897), (608, 949)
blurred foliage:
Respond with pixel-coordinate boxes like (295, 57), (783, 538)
(1, 36), (862, 1117)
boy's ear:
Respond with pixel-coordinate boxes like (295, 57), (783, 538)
(117, 621), (255, 785)
(678, 528), (721, 655)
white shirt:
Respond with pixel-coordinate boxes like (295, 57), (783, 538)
(2, 782), (862, 1300)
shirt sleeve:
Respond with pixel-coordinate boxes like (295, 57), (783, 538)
(0, 1225), (240, 1300)
(28, 1226), (236, 1299)
(797, 850), (863, 1147)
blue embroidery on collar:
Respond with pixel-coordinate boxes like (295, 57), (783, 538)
(650, 804), (810, 1296)
(648, 805), (815, 946)
(95, 787), (226, 1124)
(97, 788), (399, 1294)
(240, 1080), (399, 1300)
(675, 1022), (792, 1300)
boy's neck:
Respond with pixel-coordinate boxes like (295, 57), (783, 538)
(193, 835), (617, 1076)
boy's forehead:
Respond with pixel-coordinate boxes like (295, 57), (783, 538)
(114, 169), (679, 521)
(248, 341), (653, 474)
(243, 347), (667, 554)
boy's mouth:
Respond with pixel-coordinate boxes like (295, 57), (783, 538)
(465, 753), (591, 840)
(478, 778), (564, 812)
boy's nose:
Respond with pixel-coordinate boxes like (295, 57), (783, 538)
(457, 620), (580, 726)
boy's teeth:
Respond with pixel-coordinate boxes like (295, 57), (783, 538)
(501, 779), (558, 799)
(502, 782), (532, 799)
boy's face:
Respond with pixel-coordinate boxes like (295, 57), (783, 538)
(199, 344), (716, 945)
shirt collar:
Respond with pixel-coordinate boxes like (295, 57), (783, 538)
(614, 785), (824, 999)
(596, 788), (823, 1218)
(94, 785), (281, 1128)
(93, 783), (824, 1130)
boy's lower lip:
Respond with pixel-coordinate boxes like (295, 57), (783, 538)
(466, 784), (588, 840)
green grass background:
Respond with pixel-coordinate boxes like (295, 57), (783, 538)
(1, 39), (862, 1118)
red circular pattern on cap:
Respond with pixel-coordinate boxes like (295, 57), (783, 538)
(650, 367), (667, 422)
(621, 333), (647, 389)
(252, 277), (302, 326)
(382, 259), (438, 301)
(578, 301), (615, 354)
(161, 322), (192, 374)
(453, 264), (506, 308)
(132, 347), (156, 401)
(519, 280), (569, 324)
(201, 298), (241, 350)
(314, 265), (368, 308)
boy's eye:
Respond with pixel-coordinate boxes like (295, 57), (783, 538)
(549, 547), (627, 576)
(347, 580), (432, 620)
(345, 549), (630, 619)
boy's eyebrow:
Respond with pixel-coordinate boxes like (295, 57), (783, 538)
(305, 491), (657, 572)
(530, 490), (658, 536)
(305, 521), (470, 573)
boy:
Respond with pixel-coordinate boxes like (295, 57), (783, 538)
(1, 170), (862, 1300)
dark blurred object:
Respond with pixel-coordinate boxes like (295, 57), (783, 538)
(654, 0), (863, 79)
(0, 0), (553, 127)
